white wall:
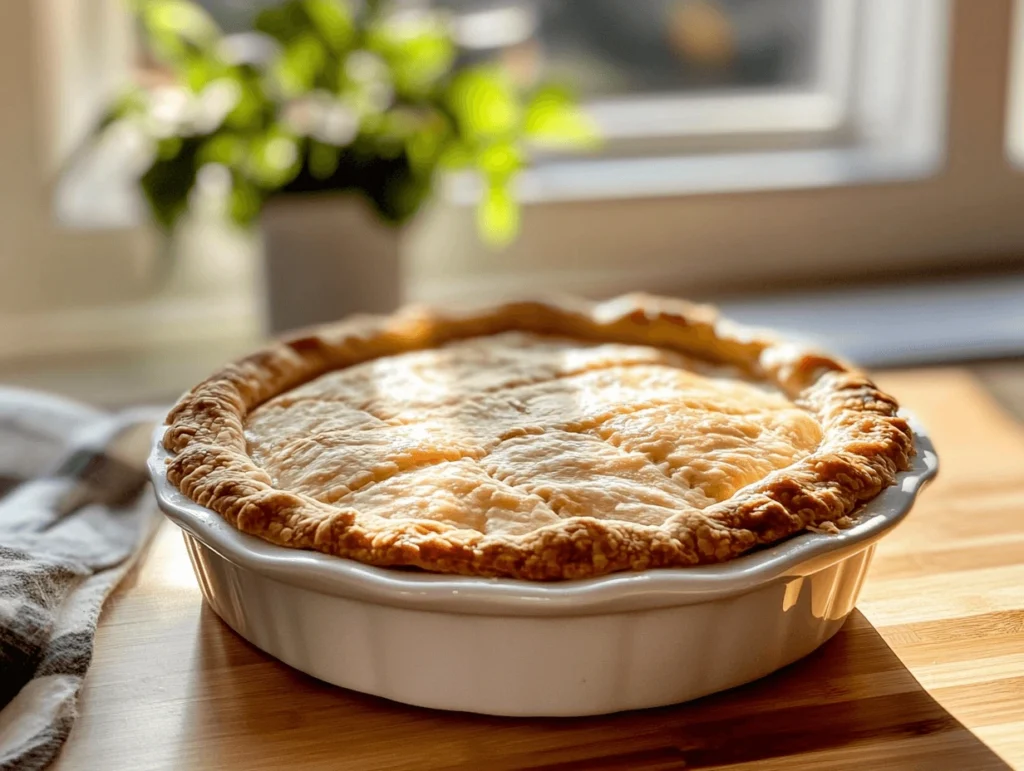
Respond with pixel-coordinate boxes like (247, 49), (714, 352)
(0, 0), (261, 360)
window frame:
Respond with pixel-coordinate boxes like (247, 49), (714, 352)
(445, 0), (951, 204)
(581, 0), (858, 145)
(410, 0), (1024, 311)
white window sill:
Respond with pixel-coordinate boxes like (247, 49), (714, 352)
(444, 143), (943, 206)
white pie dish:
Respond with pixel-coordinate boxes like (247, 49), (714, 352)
(149, 414), (937, 717)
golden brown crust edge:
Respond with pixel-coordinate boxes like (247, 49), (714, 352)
(162, 293), (914, 580)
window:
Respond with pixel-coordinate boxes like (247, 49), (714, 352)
(450, 0), (840, 143)
(184, 0), (951, 198)
(409, 0), (1024, 317)
(512, 0), (822, 97)
(442, 0), (951, 201)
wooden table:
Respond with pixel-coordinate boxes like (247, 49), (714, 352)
(53, 368), (1024, 770)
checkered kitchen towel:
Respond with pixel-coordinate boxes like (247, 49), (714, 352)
(0, 388), (161, 770)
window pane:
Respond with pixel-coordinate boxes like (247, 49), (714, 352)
(196, 0), (282, 32)
(445, 0), (823, 98)
(194, 0), (822, 98)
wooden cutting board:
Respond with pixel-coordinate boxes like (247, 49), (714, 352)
(53, 368), (1024, 770)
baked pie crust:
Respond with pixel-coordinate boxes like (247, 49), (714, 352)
(163, 294), (914, 580)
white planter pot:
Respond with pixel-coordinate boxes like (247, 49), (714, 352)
(261, 195), (403, 335)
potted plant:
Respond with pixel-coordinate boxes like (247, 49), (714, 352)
(101, 0), (597, 333)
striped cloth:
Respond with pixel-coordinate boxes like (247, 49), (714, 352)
(0, 388), (161, 770)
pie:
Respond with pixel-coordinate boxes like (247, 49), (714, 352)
(163, 294), (914, 580)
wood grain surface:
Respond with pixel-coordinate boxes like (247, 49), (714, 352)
(53, 368), (1024, 770)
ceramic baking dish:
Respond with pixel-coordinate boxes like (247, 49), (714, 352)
(149, 415), (937, 717)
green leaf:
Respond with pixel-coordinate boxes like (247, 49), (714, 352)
(477, 182), (519, 247)
(524, 85), (600, 148)
(246, 126), (302, 188)
(476, 141), (523, 182)
(271, 34), (328, 96)
(303, 0), (354, 52)
(447, 66), (521, 140)
(100, 88), (149, 128)
(142, 0), (221, 66)
(254, 2), (308, 44)
(379, 108), (421, 140)
(198, 133), (247, 166)
(368, 15), (455, 98)
(183, 56), (233, 93)
(224, 73), (266, 129)
(139, 137), (202, 230)
(392, 33), (454, 97)
(437, 138), (474, 170)
(229, 174), (263, 226)
(338, 49), (393, 119)
(525, 83), (575, 110)
(405, 118), (448, 175)
(308, 139), (341, 179)
(156, 136), (183, 160)
(192, 78), (243, 131)
(374, 167), (431, 224)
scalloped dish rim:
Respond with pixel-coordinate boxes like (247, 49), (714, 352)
(149, 413), (937, 617)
